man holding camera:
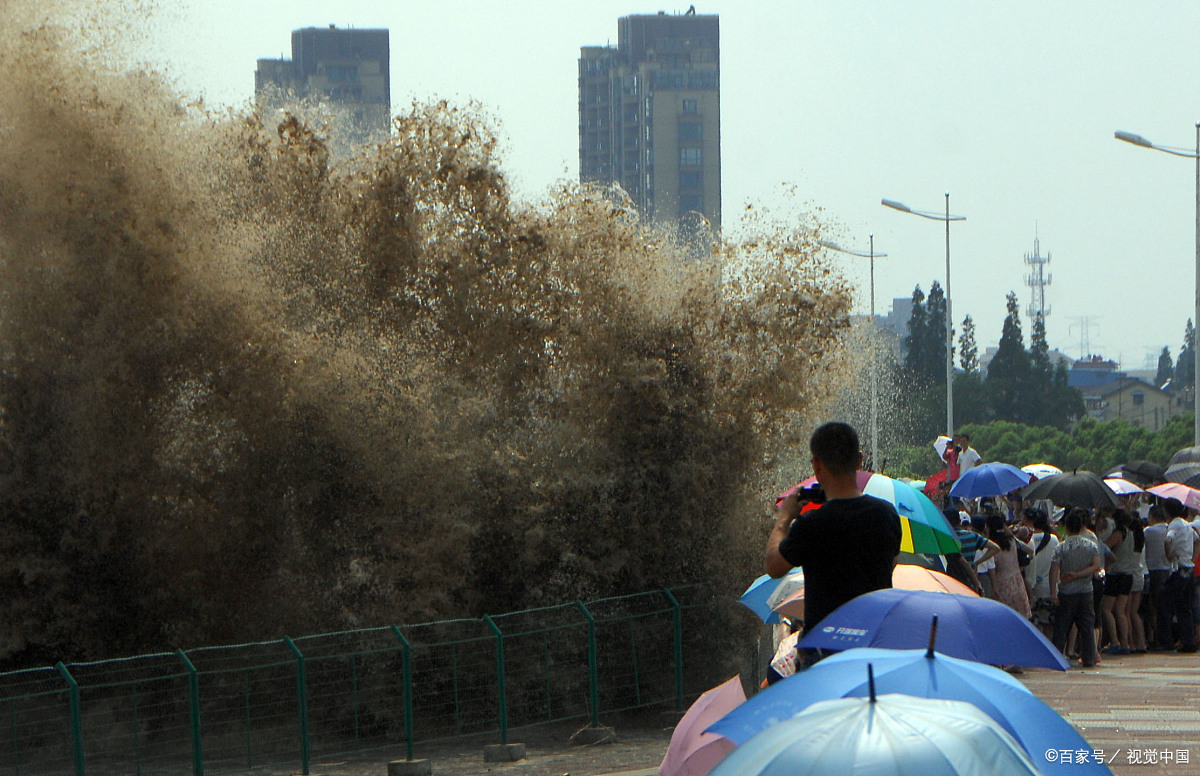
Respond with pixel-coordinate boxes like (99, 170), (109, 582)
(766, 422), (902, 636)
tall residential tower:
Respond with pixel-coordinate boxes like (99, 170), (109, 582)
(579, 10), (721, 234)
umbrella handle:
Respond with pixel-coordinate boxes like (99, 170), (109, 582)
(867, 663), (876, 703)
(926, 614), (939, 658)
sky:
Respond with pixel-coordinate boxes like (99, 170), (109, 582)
(135, 1), (1200, 370)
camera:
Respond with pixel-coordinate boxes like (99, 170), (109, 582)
(953, 444), (963, 453)
(797, 483), (826, 505)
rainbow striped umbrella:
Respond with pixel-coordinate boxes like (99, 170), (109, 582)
(863, 473), (962, 555)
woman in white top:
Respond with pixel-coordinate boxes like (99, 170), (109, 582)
(1021, 507), (1060, 639)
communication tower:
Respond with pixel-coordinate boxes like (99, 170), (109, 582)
(1024, 233), (1051, 321)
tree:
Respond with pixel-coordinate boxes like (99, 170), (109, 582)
(959, 315), (978, 374)
(925, 281), (950, 384)
(986, 292), (1032, 422)
(1156, 346), (1175, 388)
(1178, 319), (1196, 390)
(903, 286), (929, 380)
(1029, 313), (1051, 380)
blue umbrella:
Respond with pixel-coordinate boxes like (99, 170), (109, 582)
(707, 646), (1110, 775)
(948, 461), (1032, 498)
(738, 567), (804, 624)
(797, 588), (1071, 670)
(709, 690), (1041, 776)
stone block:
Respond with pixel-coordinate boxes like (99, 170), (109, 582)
(387, 758), (433, 776)
(483, 742), (527, 762)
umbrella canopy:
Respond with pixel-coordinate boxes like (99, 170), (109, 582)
(708, 692), (1041, 776)
(1104, 477), (1145, 495)
(1147, 482), (1200, 511)
(1105, 460), (1166, 487)
(862, 473), (962, 555)
(1166, 447), (1200, 488)
(1021, 462), (1062, 478)
(707, 648), (1110, 776)
(948, 461), (1032, 498)
(771, 565), (977, 623)
(1169, 445), (1200, 466)
(659, 675), (745, 776)
(1165, 461), (1200, 489)
(1020, 470), (1120, 509)
(738, 567), (805, 624)
(922, 468), (948, 498)
(797, 588), (1070, 670)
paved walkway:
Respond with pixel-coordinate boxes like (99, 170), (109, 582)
(603, 649), (1200, 776)
(1018, 649), (1200, 776)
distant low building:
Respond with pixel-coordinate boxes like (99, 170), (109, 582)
(1068, 355), (1121, 390)
(1085, 376), (1185, 430)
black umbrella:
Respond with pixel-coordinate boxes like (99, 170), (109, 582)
(1169, 445), (1200, 466)
(1106, 460), (1167, 487)
(1020, 470), (1120, 509)
(1166, 461), (1200, 489)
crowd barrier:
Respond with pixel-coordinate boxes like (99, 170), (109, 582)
(0, 586), (717, 775)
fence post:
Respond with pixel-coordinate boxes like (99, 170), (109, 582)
(575, 602), (600, 727)
(176, 650), (205, 776)
(663, 589), (683, 711)
(54, 662), (85, 776)
(482, 617), (507, 744)
(283, 638), (310, 775)
(389, 626), (416, 761)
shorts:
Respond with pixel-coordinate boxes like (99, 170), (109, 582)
(1103, 573), (1133, 597)
(1030, 596), (1056, 627)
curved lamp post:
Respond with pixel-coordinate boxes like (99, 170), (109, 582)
(882, 195), (966, 438)
(818, 236), (887, 468)
(1115, 127), (1200, 446)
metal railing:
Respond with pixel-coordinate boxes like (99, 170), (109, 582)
(0, 587), (717, 776)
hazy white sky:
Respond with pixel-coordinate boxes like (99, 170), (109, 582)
(140, 1), (1200, 369)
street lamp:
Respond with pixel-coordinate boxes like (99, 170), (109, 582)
(818, 236), (887, 468)
(1115, 126), (1200, 446)
(882, 194), (966, 438)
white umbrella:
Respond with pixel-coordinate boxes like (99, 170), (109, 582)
(1104, 477), (1145, 495)
(708, 691), (1041, 776)
(1022, 462), (1062, 479)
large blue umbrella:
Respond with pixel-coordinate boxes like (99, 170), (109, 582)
(738, 567), (804, 624)
(708, 691), (1041, 776)
(707, 647), (1110, 775)
(948, 461), (1032, 498)
(797, 588), (1070, 670)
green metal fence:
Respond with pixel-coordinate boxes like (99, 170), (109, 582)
(0, 587), (717, 776)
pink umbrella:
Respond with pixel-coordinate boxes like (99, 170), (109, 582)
(1148, 482), (1200, 510)
(659, 675), (746, 776)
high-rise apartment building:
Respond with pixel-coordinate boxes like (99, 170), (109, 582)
(579, 11), (721, 233)
(256, 26), (391, 151)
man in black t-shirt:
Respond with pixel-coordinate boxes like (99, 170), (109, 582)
(766, 422), (902, 635)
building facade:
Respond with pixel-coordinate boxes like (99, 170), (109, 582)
(1085, 377), (1186, 431)
(579, 11), (721, 234)
(256, 26), (391, 151)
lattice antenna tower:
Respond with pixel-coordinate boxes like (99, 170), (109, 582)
(1024, 230), (1051, 321)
